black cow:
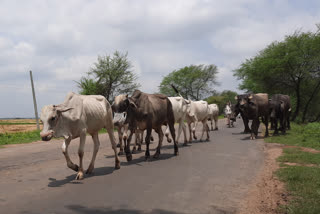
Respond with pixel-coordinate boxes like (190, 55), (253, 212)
(236, 93), (270, 140)
(234, 94), (251, 133)
(269, 94), (291, 135)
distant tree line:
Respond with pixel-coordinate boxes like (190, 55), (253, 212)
(233, 26), (320, 122)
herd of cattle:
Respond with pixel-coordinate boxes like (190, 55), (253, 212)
(39, 90), (290, 180)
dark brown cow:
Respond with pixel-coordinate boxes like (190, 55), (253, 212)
(236, 93), (270, 140)
(112, 90), (178, 161)
(269, 94), (291, 135)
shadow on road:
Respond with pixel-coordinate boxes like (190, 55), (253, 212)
(48, 166), (115, 187)
(66, 205), (186, 214)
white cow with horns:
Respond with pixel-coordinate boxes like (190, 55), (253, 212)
(40, 92), (120, 180)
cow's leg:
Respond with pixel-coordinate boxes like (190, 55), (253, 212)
(227, 116), (231, 128)
(242, 114), (251, 133)
(250, 119), (259, 140)
(193, 121), (198, 140)
(214, 116), (218, 130)
(168, 121), (179, 156)
(165, 125), (172, 143)
(145, 127), (152, 160)
(200, 120), (209, 141)
(264, 116), (269, 137)
(176, 119), (184, 144)
(210, 118), (214, 131)
(273, 118), (279, 135)
(182, 122), (188, 146)
(76, 132), (86, 180)
(125, 130), (134, 162)
(153, 127), (163, 159)
(105, 123), (121, 169)
(86, 133), (100, 174)
(188, 122), (193, 143)
(117, 127), (124, 155)
(62, 137), (78, 172)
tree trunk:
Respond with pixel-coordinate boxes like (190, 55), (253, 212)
(291, 82), (301, 121)
(302, 79), (320, 122)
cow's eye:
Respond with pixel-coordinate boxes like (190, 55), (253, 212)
(51, 116), (56, 121)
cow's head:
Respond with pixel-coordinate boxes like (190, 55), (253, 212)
(235, 94), (255, 110)
(40, 105), (72, 141)
(268, 99), (283, 119)
(112, 94), (137, 113)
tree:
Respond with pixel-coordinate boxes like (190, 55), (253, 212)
(77, 51), (141, 103)
(234, 28), (320, 122)
(159, 64), (219, 100)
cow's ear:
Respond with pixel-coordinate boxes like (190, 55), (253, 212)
(128, 99), (137, 109)
(55, 105), (73, 114)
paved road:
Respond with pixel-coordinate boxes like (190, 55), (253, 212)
(0, 119), (264, 214)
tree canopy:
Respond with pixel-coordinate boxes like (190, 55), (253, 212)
(76, 51), (141, 103)
(159, 64), (219, 100)
(234, 28), (320, 122)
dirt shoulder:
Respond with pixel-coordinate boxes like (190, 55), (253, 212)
(238, 143), (288, 214)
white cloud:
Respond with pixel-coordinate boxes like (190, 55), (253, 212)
(0, 0), (320, 117)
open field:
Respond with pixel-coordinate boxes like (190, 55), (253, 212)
(0, 119), (43, 134)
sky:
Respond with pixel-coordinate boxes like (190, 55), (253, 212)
(0, 0), (319, 118)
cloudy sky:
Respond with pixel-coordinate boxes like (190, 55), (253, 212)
(0, 0), (319, 118)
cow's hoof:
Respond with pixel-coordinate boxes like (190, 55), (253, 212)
(86, 164), (94, 174)
(115, 162), (120, 170)
(167, 138), (172, 143)
(126, 154), (132, 162)
(183, 142), (188, 146)
(138, 145), (142, 151)
(118, 151), (124, 156)
(214, 128), (218, 131)
(76, 171), (84, 180)
(199, 139), (203, 142)
(71, 164), (79, 172)
(132, 147), (137, 154)
(174, 151), (179, 156)
(153, 152), (160, 159)
(116, 143), (120, 148)
(211, 128), (214, 131)
(250, 136), (255, 140)
(193, 136), (197, 140)
(206, 138), (209, 141)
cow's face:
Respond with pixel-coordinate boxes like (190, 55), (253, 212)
(40, 105), (72, 141)
(112, 94), (129, 113)
(269, 99), (282, 119)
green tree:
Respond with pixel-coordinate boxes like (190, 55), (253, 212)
(77, 51), (141, 103)
(234, 28), (320, 122)
(159, 64), (219, 100)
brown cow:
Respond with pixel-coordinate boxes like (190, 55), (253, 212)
(112, 91), (178, 161)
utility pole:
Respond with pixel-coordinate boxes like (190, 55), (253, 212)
(29, 70), (40, 130)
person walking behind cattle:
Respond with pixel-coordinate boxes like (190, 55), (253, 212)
(40, 92), (120, 180)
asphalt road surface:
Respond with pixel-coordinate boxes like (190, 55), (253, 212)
(0, 119), (264, 214)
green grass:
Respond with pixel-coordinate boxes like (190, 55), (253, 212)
(0, 130), (41, 146)
(278, 148), (320, 166)
(276, 166), (320, 214)
(265, 122), (320, 150)
(0, 122), (37, 125)
(266, 122), (320, 214)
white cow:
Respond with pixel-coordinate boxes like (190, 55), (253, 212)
(208, 104), (219, 131)
(40, 92), (120, 180)
(186, 100), (210, 142)
(164, 97), (190, 145)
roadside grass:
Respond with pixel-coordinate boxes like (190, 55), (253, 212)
(266, 122), (320, 214)
(265, 122), (320, 150)
(0, 130), (41, 146)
